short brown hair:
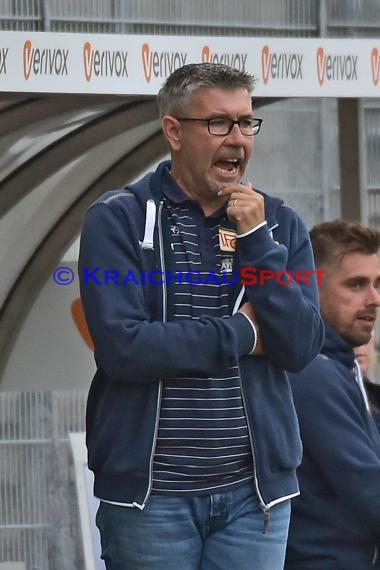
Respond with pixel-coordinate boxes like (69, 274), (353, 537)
(310, 219), (380, 269)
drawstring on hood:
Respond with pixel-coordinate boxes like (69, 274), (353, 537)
(354, 358), (371, 412)
(141, 199), (156, 250)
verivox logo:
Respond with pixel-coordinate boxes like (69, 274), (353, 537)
(371, 47), (380, 86)
(261, 46), (303, 84)
(316, 47), (358, 86)
(0, 48), (8, 74)
(83, 42), (128, 82)
(142, 43), (187, 82)
(202, 46), (247, 71)
(23, 40), (68, 80)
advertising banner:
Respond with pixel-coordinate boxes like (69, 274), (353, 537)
(0, 31), (379, 97)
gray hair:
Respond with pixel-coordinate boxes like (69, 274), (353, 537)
(157, 62), (256, 117)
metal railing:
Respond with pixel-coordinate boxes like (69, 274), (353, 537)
(0, 0), (318, 35)
(1, 0), (380, 36)
(0, 391), (86, 570)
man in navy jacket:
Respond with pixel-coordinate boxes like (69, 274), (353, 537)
(79, 62), (324, 570)
(285, 220), (380, 570)
(355, 336), (380, 433)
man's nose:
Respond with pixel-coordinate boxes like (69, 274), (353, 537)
(226, 123), (249, 144)
(367, 285), (380, 306)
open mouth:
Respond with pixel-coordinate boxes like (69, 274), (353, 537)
(214, 159), (240, 175)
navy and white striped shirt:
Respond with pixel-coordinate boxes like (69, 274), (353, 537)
(152, 175), (253, 495)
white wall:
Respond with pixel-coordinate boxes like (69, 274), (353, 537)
(1, 259), (95, 391)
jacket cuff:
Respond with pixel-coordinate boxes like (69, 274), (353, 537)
(237, 220), (267, 238)
(228, 313), (256, 356)
(238, 223), (280, 257)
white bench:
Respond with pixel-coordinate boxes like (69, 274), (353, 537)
(69, 433), (105, 570)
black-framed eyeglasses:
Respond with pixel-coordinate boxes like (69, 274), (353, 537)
(175, 117), (263, 136)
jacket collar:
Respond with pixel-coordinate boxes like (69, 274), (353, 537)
(321, 323), (356, 370)
(129, 159), (285, 249)
(149, 160), (284, 226)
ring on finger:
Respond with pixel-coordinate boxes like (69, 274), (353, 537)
(234, 198), (238, 207)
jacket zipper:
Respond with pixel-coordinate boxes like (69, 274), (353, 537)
(237, 359), (270, 531)
(236, 220), (281, 530)
(141, 201), (165, 508)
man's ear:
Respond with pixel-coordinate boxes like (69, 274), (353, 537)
(161, 115), (182, 152)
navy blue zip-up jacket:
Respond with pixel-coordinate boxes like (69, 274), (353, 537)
(79, 160), (324, 511)
(286, 324), (380, 570)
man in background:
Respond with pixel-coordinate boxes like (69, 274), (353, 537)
(285, 220), (380, 570)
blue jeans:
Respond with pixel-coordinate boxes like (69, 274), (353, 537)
(96, 482), (290, 570)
